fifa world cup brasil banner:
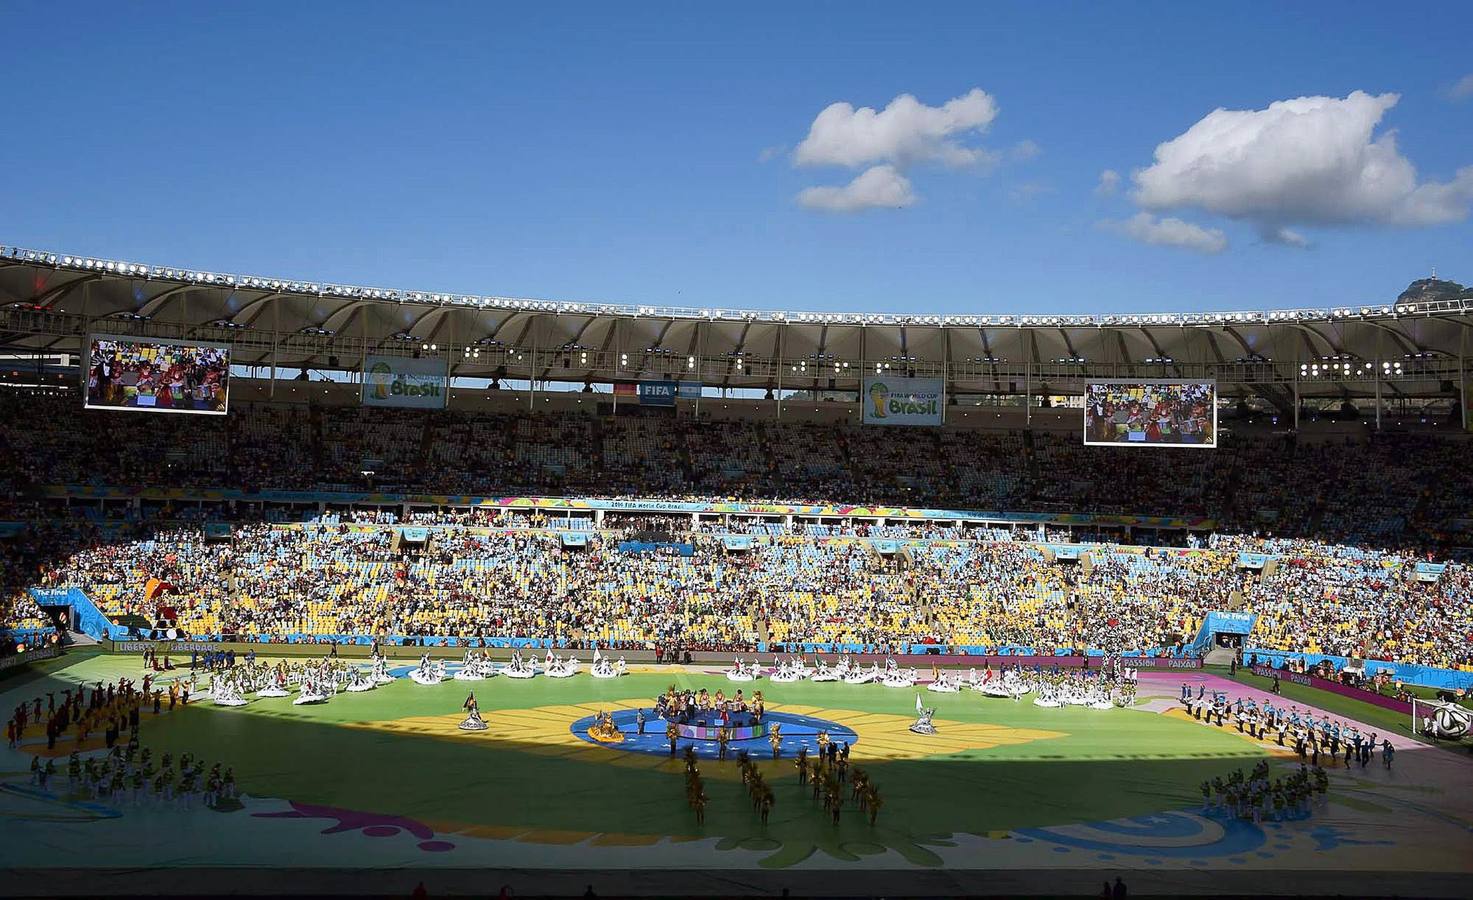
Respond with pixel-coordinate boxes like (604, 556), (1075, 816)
(862, 377), (944, 427)
(362, 355), (447, 408)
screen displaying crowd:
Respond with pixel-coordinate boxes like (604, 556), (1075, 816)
(84, 337), (230, 414)
(1085, 381), (1216, 447)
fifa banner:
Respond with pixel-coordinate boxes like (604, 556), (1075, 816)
(862, 377), (944, 427)
(362, 356), (447, 409)
(1084, 379), (1217, 448)
(637, 381), (678, 406)
(613, 381), (698, 406)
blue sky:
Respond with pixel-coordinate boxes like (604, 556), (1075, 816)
(4, 2), (1472, 315)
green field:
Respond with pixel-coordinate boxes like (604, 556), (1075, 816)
(4, 652), (1471, 895)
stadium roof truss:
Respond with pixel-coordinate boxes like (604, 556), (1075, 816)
(2, 243), (1471, 404)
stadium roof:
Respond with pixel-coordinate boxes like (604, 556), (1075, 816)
(2, 242), (1471, 410)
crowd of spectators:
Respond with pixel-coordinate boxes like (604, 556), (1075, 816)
(7, 518), (1469, 670)
(3, 393), (1471, 553)
(2, 393), (1471, 669)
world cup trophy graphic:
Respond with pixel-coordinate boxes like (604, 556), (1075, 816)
(869, 381), (889, 419)
(367, 361), (394, 401)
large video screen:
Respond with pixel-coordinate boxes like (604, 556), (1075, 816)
(84, 335), (230, 415)
(1084, 380), (1216, 448)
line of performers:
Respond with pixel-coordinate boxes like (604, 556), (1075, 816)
(416, 649), (622, 681)
(199, 655), (393, 705)
(655, 685), (766, 726)
(1180, 684), (1395, 768)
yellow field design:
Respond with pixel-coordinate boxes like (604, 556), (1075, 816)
(349, 699), (1067, 778)
(772, 703), (1065, 761)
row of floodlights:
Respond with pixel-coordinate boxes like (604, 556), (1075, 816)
(1301, 361), (1403, 375)
(5, 246), (1468, 325)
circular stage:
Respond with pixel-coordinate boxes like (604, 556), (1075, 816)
(571, 709), (858, 759)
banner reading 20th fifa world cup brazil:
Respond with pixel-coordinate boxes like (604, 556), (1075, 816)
(861, 377), (944, 426)
(361, 356), (447, 409)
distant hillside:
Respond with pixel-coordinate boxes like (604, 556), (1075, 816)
(1397, 277), (1472, 304)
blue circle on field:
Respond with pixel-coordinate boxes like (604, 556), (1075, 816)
(570, 709), (858, 759)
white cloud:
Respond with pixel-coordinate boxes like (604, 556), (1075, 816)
(1095, 169), (1121, 196)
(794, 88), (999, 170)
(1106, 212), (1228, 254)
(1264, 226), (1310, 248)
(1131, 91), (1473, 238)
(757, 145), (785, 163)
(796, 165), (916, 213)
(1449, 74), (1473, 101)
(1010, 139), (1041, 161)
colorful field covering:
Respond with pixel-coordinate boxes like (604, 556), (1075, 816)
(1, 653), (1470, 896)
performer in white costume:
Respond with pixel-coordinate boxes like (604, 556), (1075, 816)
(589, 647), (623, 679)
(881, 660), (917, 688)
(501, 649), (539, 679)
(371, 654), (396, 685)
(458, 692), (488, 732)
(809, 658), (841, 682)
(345, 665), (376, 692)
(926, 669), (962, 693)
(909, 694), (938, 735)
(725, 657), (761, 682)
(545, 652), (580, 678)
(410, 652), (447, 685)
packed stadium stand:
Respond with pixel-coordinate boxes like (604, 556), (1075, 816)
(1, 395), (1470, 672)
(2, 246), (1472, 684)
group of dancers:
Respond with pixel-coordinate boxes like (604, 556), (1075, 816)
(438, 648), (584, 682)
(419, 648), (624, 681)
(734, 749), (775, 823)
(683, 747), (710, 823)
(1033, 670), (1121, 709)
(197, 655), (395, 705)
(679, 738), (882, 829)
(1200, 759), (1329, 823)
(744, 655), (1136, 709)
(655, 685), (766, 727)
(794, 739), (879, 826)
(1179, 683), (1396, 768)
(8, 674), (167, 754)
(31, 743), (240, 810)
